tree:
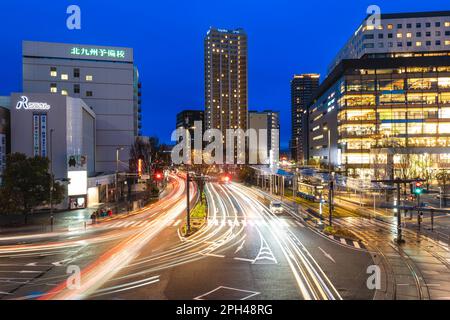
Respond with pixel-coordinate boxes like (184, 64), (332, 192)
(0, 153), (65, 220)
(436, 169), (450, 206)
(415, 153), (435, 191)
(129, 136), (153, 174)
(237, 166), (255, 185)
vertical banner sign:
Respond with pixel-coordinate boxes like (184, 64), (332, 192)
(40, 114), (47, 157)
(33, 115), (40, 156)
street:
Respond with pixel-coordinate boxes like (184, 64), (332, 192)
(0, 177), (375, 300)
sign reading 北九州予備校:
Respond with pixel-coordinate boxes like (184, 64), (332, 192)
(69, 47), (126, 59)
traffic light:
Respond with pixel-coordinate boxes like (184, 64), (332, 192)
(413, 181), (423, 195)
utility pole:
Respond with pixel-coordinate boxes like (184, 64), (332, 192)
(115, 147), (124, 204)
(372, 178), (425, 244)
(396, 181), (402, 242)
(329, 180), (333, 226)
(186, 171), (191, 234)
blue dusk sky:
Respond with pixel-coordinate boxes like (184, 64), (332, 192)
(0, 0), (448, 149)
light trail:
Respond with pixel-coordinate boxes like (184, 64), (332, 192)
(228, 183), (342, 300)
(38, 174), (191, 300)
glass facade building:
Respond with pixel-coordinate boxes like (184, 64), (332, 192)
(309, 56), (450, 180)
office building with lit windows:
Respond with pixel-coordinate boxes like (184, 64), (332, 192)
(309, 10), (450, 180)
(204, 28), (248, 158)
(329, 11), (450, 74)
(309, 56), (450, 179)
(22, 41), (141, 173)
(290, 74), (320, 164)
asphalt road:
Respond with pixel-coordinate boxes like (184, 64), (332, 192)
(0, 179), (375, 300)
(89, 182), (374, 300)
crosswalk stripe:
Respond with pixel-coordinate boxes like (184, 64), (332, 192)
(138, 221), (150, 227)
(122, 221), (136, 228)
(340, 238), (347, 244)
(353, 241), (361, 249)
(112, 221), (127, 228)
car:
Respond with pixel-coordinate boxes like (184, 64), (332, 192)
(269, 201), (283, 214)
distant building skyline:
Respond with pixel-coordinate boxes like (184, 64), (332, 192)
(1, 2), (448, 150)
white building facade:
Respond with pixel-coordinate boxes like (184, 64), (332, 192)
(22, 41), (141, 173)
(329, 11), (450, 74)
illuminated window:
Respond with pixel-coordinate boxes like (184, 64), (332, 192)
(50, 67), (57, 77)
(445, 40), (450, 46)
(312, 135), (323, 141)
(61, 90), (68, 96)
(50, 84), (57, 93)
(445, 22), (450, 27)
(61, 74), (68, 80)
(406, 32), (412, 38)
(387, 24), (393, 30)
(86, 75), (93, 81)
(396, 33), (403, 38)
(416, 41), (422, 47)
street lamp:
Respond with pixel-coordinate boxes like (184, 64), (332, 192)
(116, 147), (124, 204)
(323, 126), (333, 227)
(323, 126), (331, 174)
(49, 129), (54, 231)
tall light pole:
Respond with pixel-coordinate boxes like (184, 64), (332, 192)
(323, 126), (333, 226)
(116, 147), (124, 204)
(49, 129), (54, 230)
(323, 126), (331, 174)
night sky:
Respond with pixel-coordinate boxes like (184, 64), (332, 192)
(0, 0), (447, 149)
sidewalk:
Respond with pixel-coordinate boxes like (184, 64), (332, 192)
(0, 188), (169, 236)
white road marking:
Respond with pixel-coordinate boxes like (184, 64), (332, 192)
(111, 221), (127, 228)
(234, 240), (246, 254)
(318, 247), (336, 263)
(204, 253), (225, 258)
(173, 219), (182, 227)
(194, 286), (260, 300)
(340, 238), (347, 245)
(233, 257), (254, 262)
(353, 241), (361, 249)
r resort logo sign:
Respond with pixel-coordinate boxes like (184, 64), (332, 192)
(16, 96), (51, 110)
